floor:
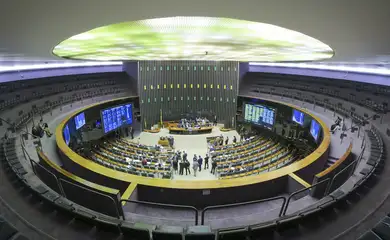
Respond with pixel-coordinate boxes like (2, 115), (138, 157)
(130, 125), (239, 180)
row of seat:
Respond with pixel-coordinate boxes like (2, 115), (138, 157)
(220, 152), (295, 179)
(212, 138), (269, 159)
(91, 150), (172, 179)
(244, 73), (389, 113)
(0, 73), (130, 112)
(0, 140), (29, 240)
(217, 143), (283, 171)
(357, 127), (387, 240)
(214, 140), (277, 165)
(210, 135), (261, 153)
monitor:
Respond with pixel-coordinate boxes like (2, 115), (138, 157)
(310, 119), (321, 141)
(63, 124), (70, 145)
(292, 109), (305, 126)
(244, 103), (275, 129)
(74, 112), (86, 130)
(101, 103), (133, 134)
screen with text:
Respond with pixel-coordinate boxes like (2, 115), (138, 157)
(101, 103), (133, 134)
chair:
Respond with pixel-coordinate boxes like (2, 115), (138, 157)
(152, 225), (183, 240)
(372, 222), (390, 240)
(121, 222), (154, 240)
(0, 218), (18, 240)
(184, 232), (215, 240)
(217, 227), (249, 240)
(185, 226), (215, 240)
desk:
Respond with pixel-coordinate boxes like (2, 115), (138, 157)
(56, 97), (331, 208)
(169, 127), (213, 135)
(158, 139), (170, 146)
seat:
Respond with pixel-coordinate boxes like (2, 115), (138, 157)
(185, 226), (214, 240)
(120, 222), (154, 240)
(217, 227), (249, 240)
(372, 222), (390, 240)
(152, 225), (183, 240)
(0, 220), (18, 240)
(184, 232), (215, 240)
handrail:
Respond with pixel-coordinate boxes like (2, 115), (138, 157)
(60, 178), (122, 219)
(282, 178), (331, 216)
(120, 199), (198, 225)
(201, 196), (287, 225)
(315, 143), (353, 178)
(30, 158), (66, 197)
(326, 158), (359, 196)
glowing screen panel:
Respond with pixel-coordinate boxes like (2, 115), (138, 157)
(101, 104), (133, 134)
(244, 103), (275, 129)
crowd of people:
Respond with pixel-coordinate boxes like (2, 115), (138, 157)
(171, 150), (217, 177)
(177, 117), (212, 129)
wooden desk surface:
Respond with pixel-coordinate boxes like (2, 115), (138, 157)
(56, 97), (331, 190)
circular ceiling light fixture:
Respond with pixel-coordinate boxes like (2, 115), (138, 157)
(53, 16), (334, 62)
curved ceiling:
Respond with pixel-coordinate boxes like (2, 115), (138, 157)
(52, 16), (333, 62)
(1, 0), (390, 64)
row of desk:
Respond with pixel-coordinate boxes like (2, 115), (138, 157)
(55, 97), (331, 208)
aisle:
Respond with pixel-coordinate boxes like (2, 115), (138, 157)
(131, 125), (240, 180)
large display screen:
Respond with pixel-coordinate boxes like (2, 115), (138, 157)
(63, 124), (70, 145)
(244, 103), (275, 128)
(310, 120), (321, 141)
(292, 109), (305, 126)
(74, 112), (86, 130)
(101, 103), (133, 134)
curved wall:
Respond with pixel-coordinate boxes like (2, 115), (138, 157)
(56, 97), (330, 207)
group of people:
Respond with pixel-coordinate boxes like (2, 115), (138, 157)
(171, 150), (217, 177)
(213, 135), (238, 147)
(32, 119), (52, 138)
(178, 117), (211, 129)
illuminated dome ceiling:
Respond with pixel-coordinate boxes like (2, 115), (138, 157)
(53, 17), (333, 62)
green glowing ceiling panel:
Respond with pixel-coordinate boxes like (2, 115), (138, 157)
(53, 17), (333, 62)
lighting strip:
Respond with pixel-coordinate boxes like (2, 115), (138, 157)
(0, 61), (123, 73)
(249, 62), (390, 76)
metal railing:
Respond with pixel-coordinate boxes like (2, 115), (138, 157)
(282, 178), (331, 216)
(60, 178), (122, 219)
(201, 196), (287, 225)
(120, 199), (199, 225)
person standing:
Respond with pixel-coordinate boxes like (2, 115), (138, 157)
(179, 160), (184, 175)
(183, 151), (187, 162)
(204, 154), (209, 170)
(211, 158), (217, 174)
(225, 136), (229, 145)
(130, 127), (134, 139)
(198, 156), (203, 171)
(233, 136), (237, 144)
(173, 157), (178, 174)
(184, 159), (191, 175)
(192, 159), (199, 177)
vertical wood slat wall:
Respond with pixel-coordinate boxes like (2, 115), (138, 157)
(138, 61), (239, 129)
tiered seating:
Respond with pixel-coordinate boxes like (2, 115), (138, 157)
(213, 139), (275, 163)
(0, 72), (133, 130)
(210, 134), (296, 179)
(90, 139), (173, 179)
(219, 146), (295, 179)
(243, 73), (389, 113)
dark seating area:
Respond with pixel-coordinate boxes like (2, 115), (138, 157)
(243, 72), (389, 114)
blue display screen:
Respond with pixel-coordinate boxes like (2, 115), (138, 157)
(74, 112), (86, 130)
(244, 103), (275, 128)
(292, 109), (305, 126)
(101, 103), (133, 134)
(310, 120), (321, 141)
(63, 124), (70, 145)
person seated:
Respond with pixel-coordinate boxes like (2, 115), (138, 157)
(141, 158), (148, 166)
